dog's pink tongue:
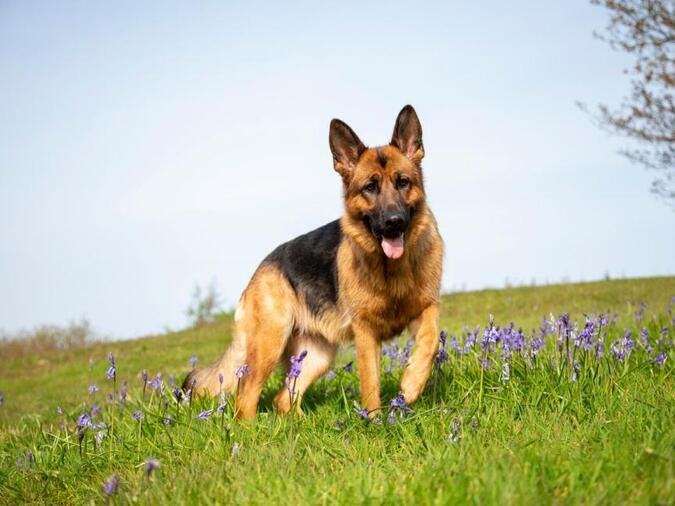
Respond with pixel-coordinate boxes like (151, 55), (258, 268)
(381, 235), (404, 259)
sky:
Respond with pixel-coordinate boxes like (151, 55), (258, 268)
(1, 1), (673, 339)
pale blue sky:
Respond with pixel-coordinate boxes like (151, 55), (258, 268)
(1, 1), (673, 339)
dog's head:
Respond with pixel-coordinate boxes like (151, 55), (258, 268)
(329, 105), (426, 260)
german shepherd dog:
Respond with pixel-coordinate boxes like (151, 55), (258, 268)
(184, 105), (443, 420)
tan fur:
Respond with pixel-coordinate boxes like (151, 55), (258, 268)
(188, 107), (443, 420)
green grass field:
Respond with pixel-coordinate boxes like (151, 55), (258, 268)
(1, 277), (673, 504)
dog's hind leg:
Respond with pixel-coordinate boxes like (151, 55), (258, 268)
(235, 265), (296, 420)
(273, 335), (337, 415)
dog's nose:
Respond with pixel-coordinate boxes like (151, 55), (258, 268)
(384, 211), (406, 233)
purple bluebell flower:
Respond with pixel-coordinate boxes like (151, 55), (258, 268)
(480, 357), (490, 369)
(235, 364), (251, 379)
(634, 303), (646, 322)
(435, 331), (449, 365)
(343, 361), (353, 373)
(88, 384), (98, 394)
(120, 380), (128, 402)
(399, 340), (413, 367)
(103, 475), (120, 496)
(25, 451), (34, 464)
(77, 413), (92, 428)
(106, 352), (116, 380)
(133, 410), (144, 422)
(141, 370), (149, 383)
(196, 409), (213, 420)
(218, 373), (224, 387)
(149, 375), (162, 391)
(288, 351), (308, 378)
(390, 393), (407, 409)
(387, 394), (412, 425)
(190, 355), (198, 368)
(531, 337), (545, 356)
(90, 405), (101, 418)
(654, 353), (667, 366)
(145, 458), (160, 477)
(217, 403), (226, 415)
(356, 407), (369, 420)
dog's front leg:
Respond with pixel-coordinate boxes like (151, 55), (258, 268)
(400, 303), (440, 404)
(353, 322), (381, 416)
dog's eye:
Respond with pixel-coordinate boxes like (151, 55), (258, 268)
(396, 177), (410, 190)
(363, 181), (378, 194)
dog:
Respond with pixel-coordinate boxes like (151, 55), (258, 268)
(183, 105), (443, 420)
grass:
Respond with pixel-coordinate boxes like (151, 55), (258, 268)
(1, 276), (673, 504)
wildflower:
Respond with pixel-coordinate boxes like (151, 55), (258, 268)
(133, 410), (144, 422)
(77, 413), (92, 429)
(235, 364), (251, 379)
(634, 303), (646, 322)
(163, 413), (173, 426)
(218, 373), (224, 387)
(141, 369), (149, 383)
(288, 351), (308, 378)
(106, 352), (116, 380)
(25, 451), (34, 464)
(387, 394), (412, 425)
(231, 442), (240, 458)
(172, 388), (183, 402)
(149, 375), (162, 391)
(530, 337), (545, 356)
(399, 339), (413, 367)
(450, 417), (461, 444)
(88, 384), (98, 394)
(119, 380), (128, 402)
(90, 405), (102, 418)
(654, 353), (667, 366)
(500, 362), (510, 382)
(145, 458), (160, 477)
(103, 475), (120, 496)
(196, 409), (213, 420)
(435, 331), (449, 365)
(95, 430), (106, 446)
(390, 393), (407, 409)
(356, 406), (369, 420)
(342, 361), (353, 373)
(190, 355), (198, 368)
(324, 370), (337, 381)
(217, 403), (226, 415)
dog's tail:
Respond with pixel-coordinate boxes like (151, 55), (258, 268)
(181, 326), (247, 397)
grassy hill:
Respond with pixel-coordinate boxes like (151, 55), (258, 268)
(1, 277), (673, 504)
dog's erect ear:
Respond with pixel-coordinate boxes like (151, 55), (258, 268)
(329, 119), (366, 178)
(391, 105), (424, 163)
